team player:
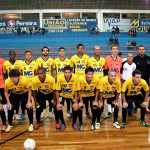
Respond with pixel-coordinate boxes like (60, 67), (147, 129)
(70, 44), (90, 118)
(20, 49), (37, 120)
(104, 45), (122, 118)
(53, 47), (71, 117)
(4, 69), (33, 132)
(36, 46), (54, 118)
(56, 65), (82, 131)
(3, 51), (21, 120)
(120, 70), (150, 129)
(88, 46), (106, 79)
(96, 70), (121, 129)
(78, 67), (99, 130)
(32, 67), (55, 130)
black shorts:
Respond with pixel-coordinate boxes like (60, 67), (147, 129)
(125, 94), (144, 104)
(59, 97), (74, 105)
(0, 88), (7, 104)
(10, 92), (28, 110)
(37, 92), (53, 109)
(82, 96), (95, 108)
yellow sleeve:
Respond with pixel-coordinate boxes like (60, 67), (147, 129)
(56, 77), (61, 91)
(74, 76), (78, 92)
(77, 77), (82, 91)
(36, 59), (40, 69)
(70, 57), (74, 68)
(31, 79), (38, 91)
(24, 78), (31, 89)
(3, 62), (7, 74)
(116, 79), (121, 93)
(53, 60), (56, 69)
(122, 80), (128, 93)
(51, 77), (56, 90)
(99, 80), (104, 93)
(87, 59), (91, 67)
(18, 61), (21, 73)
(142, 80), (149, 91)
(4, 81), (8, 91)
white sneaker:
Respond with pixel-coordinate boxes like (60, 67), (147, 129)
(91, 124), (95, 130)
(15, 114), (20, 120)
(95, 123), (100, 129)
(40, 112), (44, 118)
(49, 111), (53, 119)
(113, 122), (120, 129)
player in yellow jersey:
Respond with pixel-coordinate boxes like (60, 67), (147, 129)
(3, 51), (21, 79)
(36, 46), (54, 76)
(32, 67), (55, 130)
(3, 51), (21, 120)
(20, 49), (37, 121)
(88, 46), (106, 79)
(120, 70), (150, 129)
(95, 70), (121, 129)
(36, 46), (54, 117)
(78, 67), (99, 130)
(53, 47), (71, 117)
(70, 44), (89, 77)
(4, 69), (33, 132)
(56, 65), (82, 131)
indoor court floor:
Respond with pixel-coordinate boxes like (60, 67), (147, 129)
(0, 101), (150, 150)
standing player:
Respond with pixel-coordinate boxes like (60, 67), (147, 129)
(53, 47), (71, 117)
(36, 46), (54, 118)
(56, 65), (82, 131)
(95, 70), (121, 129)
(4, 69), (33, 132)
(120, 70), (150, 129)
(32, 67), (55, 130)
(121, 53), (136, 116)
(20, 49), (37, 121)
(70, 44), (90, 118)
(104, 45), (122, 118)
(3, 51), (21, 120)
(78, 67), (99, 130)
(88, 46), (106, 79)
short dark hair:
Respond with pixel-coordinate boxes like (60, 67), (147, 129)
(77, 43), (84, 49)
(111, 44), (118, 50)
(37, 67), (46, 73)
(58, 47), (65, 52)
(132, 69), (141, 77)
(9, 51), (16, 55)
(9, 69), (20, 77)
(25, 49), (32, 54)
(41, 46), (49, 52)
(137, 45), (144, 50)
(85, 67), (94, 74)
(63, 65), (72, 72)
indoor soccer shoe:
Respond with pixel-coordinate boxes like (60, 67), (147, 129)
(113, 122), (120, 129)
(20, 113), (26, 121)
(120, 123), (126, 129)
(34, 123), (41, 130)
(91, 123), (95, 130)
(60, 124), (66, 132)
(1, 125), (6, 132)
(15, 114), (20, 120)
(67, 110), (71, 117)
(79, 123), (84, 131)
(140, 120), (150, 127)
(28, 124), (34, 132)
(72, 123), (79, 131)
(56, 124), (61, 130)
(95, 123), (100, 129)
(5, 125), (13, 132)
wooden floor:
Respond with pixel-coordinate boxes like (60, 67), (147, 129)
(0, 103), (150, 150)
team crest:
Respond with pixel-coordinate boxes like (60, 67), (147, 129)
(58, 63), (61, 67)
(76, 60), (80, 63)
(63, 84), (67, 88)
(24, 67), (26, 70)
(137, 88), (141, 92)
(131, 87), (135, 90)
(93, 64), (97, 67)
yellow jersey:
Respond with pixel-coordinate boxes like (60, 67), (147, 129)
(70, 54), (89, 76)
(53, 57), (70, 79)
(4, 76), (30, 94)
(32, 74), (55, 94)
(56, 73), (77, 99)
(3, 60), (21, 76)
(36, 57), (54, 75)
(21, 60), (37, 81)
(122, 78), (149, 96)
(98, 76), (121, 98)
(77, 75), (99, 97)
(88, 57), (106, 79)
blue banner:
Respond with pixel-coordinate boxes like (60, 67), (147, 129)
(43, 18), (97, 32)
(0, 19), (39, 34)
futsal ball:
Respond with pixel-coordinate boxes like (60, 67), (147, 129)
(24, 138), (36, 150)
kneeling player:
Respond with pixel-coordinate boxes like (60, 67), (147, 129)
(78, 67), (99, 130)
(4, 69), (33, 132)
(56, 65), (82, 131)
(32, 67), (55, 130)
(96, 70), (121, 129)
(120, 70), (150, 129)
